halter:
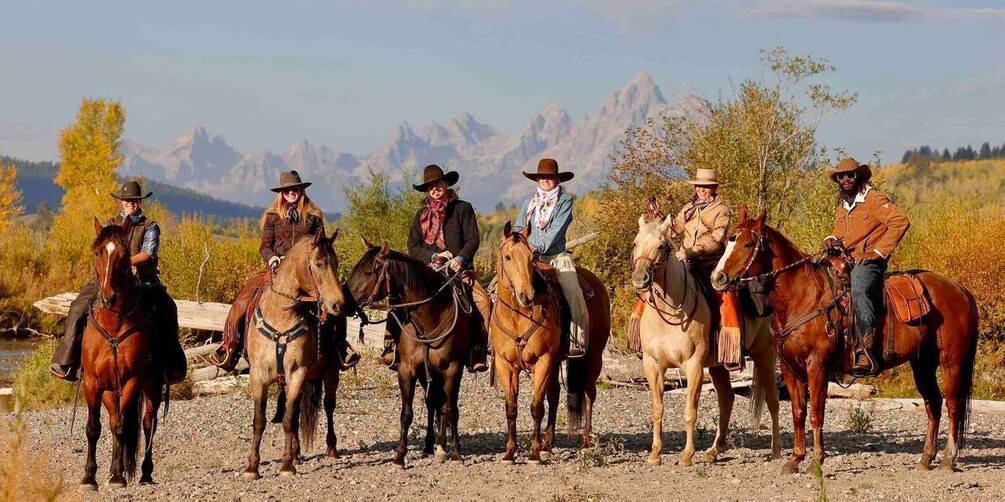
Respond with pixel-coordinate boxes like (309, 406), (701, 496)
(726, 226), (819, 287)
(631, 234), (697, 327)
(492, 236), (556, 373)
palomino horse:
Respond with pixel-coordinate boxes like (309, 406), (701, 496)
(346, 241), (476, 466)
(243, 229), (346, 479)
(492, 222), (611, 464)
(631, 215), (781, 466)
(711, 211), (979, 473)
(79, 217), (164, 490)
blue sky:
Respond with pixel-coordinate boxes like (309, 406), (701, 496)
(1, 0), (1003, 165)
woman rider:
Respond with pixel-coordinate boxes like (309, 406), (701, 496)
(212, 170), (359, 371)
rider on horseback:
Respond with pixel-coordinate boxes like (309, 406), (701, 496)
(212, 171), (360, 372)
(50, 180), (187, 384)
(821, 158), (910, 376)
(513, 159), (589, 358)
(662, 169), (732, 292)
(380, 164), (490, 373)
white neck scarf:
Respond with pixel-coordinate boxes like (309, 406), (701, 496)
(527, 186), (561, 230)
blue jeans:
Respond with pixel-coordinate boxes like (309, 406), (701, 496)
(851, 259), (886, 336)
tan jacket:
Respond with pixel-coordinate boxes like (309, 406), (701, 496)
(831, 187), (910, 262)
(666, 196), (732, 264)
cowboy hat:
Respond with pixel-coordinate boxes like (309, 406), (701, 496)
(686, 168), (721, 186)
(271, 170), (312, 193)
(412, 164), (459, 192)
(522, 158), (574, 183)
(110, 180), (152, 200)
(828, 157), (872, 183)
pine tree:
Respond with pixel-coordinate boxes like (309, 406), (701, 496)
(979, 142), (992, 159)
(0, 162), (24, 233)
(942, 148), (951, 160)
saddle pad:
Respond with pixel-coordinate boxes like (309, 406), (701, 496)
(885, 274), (930, 324)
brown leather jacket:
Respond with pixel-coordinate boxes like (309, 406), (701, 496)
(666, 196), (732, 268)
(830, 186), (910, 262)
(260, 209), (324, 263)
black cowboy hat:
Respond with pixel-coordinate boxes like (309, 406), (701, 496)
(412, 164), (459, 192)
(522, 158), (574, 183)
(110, 180), (152, 200)
(828, 157), (873, 183)
(271, 170), (312, 193)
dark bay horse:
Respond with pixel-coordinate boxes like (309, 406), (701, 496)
(79, 217), (163, 490)
(347, 241), (476, 466)
(711, 211), (979, 473)
(492, 222), (611, 464)
(243, 229), (346, 479)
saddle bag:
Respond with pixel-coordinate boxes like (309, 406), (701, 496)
(885, 274), (930, 324)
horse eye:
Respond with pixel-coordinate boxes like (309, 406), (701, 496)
(728, 235), (737, 243)
(743, 241), (755, 248)
(505, 255), (512, 261)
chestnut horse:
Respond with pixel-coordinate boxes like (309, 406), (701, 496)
(346, 241), (476, 466)
(492, 222), (611, 464)
(79, 217), (163, 490)
(631, 215), (781, 466)
(243, 229), (346, 479)
(712, 211), (979, 473)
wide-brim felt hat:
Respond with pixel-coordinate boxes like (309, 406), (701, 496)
(412, 164), (459, 192)
(271, 170), (312, 192)
(828, 157), (872, 183)
(686, 168), (722, 186)
(523, 158), (574, 182)
(110, 180), (152, 200)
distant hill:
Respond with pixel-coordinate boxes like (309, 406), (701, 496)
(875, 159), (1005, 207)
(3, 156), (267, 220)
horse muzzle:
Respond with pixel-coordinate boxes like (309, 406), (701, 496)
(516, 292), (533, 309)
(711, 270), (730, 291)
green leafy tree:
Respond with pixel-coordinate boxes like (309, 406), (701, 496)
(336, 168), (424, 273)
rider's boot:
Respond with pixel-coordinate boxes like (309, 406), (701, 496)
(211, 340), (241, 372)
(49, 363), (79, 383)
(468, 345), (489, 373)
(567, 325), (587, 358)
(380, 340), (398, 371)
(338, 340), (361, 371)
(849, 330), (878, 377)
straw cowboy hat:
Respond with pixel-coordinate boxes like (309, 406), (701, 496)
(687, 168), (721, 186)
(412, 164), (459, 192)
(522, 158), (574, 182)
(110, 180), (152, 200)
(271, 170), (312, 192)
(828, 157), (873, 183)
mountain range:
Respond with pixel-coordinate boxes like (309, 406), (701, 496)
(119, 72), (672, 211)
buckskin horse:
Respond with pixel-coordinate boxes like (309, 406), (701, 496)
(492, 222), (611, 464)
(631, 215), (781, 466)
(347, 240), (477, 466)
(79, 217), (164, 490)
(243, 229), (346, 479)
(711, 210), (979, 473)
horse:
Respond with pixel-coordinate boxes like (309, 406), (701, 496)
(492, 222), (611, 464)
(711, 210), (979, 473)
(79, 217), (164, 490)
(631, 215), (782, 466)
(346, 240), (476, 466)
(243, 228), (346, 479)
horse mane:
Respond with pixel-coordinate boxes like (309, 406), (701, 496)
(354, 246), (444, 298)
(92, 224), (128, 251)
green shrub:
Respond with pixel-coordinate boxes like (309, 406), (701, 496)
(12, 339), (76, 410)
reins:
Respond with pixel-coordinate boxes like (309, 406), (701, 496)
(633, 250), (698, 328)
(491, 238), (559, 374)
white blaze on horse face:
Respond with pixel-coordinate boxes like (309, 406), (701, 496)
(713, 239), (736, 278)
(103, 241), (116, 292)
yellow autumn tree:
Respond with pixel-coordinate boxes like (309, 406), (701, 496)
(0, 163), (24, 233)
(48, 99), (125, 272)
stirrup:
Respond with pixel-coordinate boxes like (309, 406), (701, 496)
(49, 363), (78, 382)
(848, 351), (878, 378)
(211, 345), (239, 371)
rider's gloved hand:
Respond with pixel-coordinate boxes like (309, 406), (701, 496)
(447, 257), (462, 272)
(268, 255), (281, 271)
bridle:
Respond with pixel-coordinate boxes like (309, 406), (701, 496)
(632, 232), (697, 327)
(723, 225), (819, 288)
(491, 236), (555, 373)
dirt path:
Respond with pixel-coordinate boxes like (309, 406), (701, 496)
(18, 357), (1005, 501)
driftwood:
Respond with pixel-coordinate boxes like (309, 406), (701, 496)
(191, 360), (249, 382)
(827, 382), (878, 400)
(34, 292), (232, 332)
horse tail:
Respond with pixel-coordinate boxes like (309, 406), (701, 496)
(953, 286), (980, 451)
(121, 394), (143, 481)
(565, 356), (587, 434)
(750, 360), (765, 431)
(298, 378), (324, 452)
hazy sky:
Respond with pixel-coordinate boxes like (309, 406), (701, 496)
(1, 0), (1003, 164)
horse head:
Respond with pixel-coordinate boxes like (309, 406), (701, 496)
(711, 207), (771, 290)
(630, 214), (677, 292)
(346, 237), (392, 308)
(303, 228), (345, 315)
(498, 221), (535, 308)
(92, 216), (132, 308)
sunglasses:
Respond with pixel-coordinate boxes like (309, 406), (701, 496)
(836, 172), (858, 181)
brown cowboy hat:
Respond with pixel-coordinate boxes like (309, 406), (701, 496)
(828, 157), (872, 183)
(271, 170), (312, 192)
(686, 168), (721, 186)
(412, 164), (459, 192)
(522, 158), (574, 183)
(110, 180), (152, 200)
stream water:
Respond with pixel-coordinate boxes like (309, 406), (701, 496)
(0, 337), (43, 385)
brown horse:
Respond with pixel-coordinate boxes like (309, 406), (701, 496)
(492, 222), (611, 464)
(79, 217), (164, 490)
(711, 210), (979, 473)
(346, 241), (476, 466)
(243, 229), (346, 479)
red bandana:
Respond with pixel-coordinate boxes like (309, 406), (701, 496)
(420, 190), (456, 249)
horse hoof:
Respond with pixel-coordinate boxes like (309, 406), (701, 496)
(527, 458), (543, 466)
(392, 457), (406, 467)
(449, 458), (464, 465)
(679, 457), (693, 467)
(498, 458), (515, 465)
(139, 477), (155, 485)
(279, 469), (297, 477)
(540, 451), (552, 461)
(106, 480), (126, 489)
(702, 451), (718, 464)
(780, 462), (798, 475)
(241, 471), (260, 481)
(79, 483), (98, 492)
(938, 461), (956, 472)
(326, 448), (340, 460)
(915, 462), (933, 471)
(770, 451), (783, 461)
(646, 456), (662, 466)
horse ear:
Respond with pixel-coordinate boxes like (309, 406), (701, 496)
(328, 228), (339, 244)
(380, 242), (390, 256)
(312, 227), (326, 246)
(755, 209), (767, 227)
(737, 207), (748, 223)
(503, 221), (513, 238)
(360, 235), (375, 248)
(93, 217), (103, 236)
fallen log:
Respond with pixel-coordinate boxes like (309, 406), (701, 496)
(191, 360), (249, 383)
(193, 375), (249, 396)
(184, 344), (219, 361)
(827, 382), (878, 400)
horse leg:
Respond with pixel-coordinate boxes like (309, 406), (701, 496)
(583, 371), (598, 449)
(642, 354), (666, 466)
(753, 348), (783, 460)
(323, 368), (340, 459)
(280, 374), (305, 476)
(394, 369), (417, 466)
(140, 390), (160, 484)
(528, 357), (552, 464)
(807, 362), (829, 469)
(703, 365), (735, 463)
(939, 353), (963, 471)
(781, 365), (808, 475)
(271, 388), (287, 424)
(498, 360), (520, 464)
(680, 359), (704, 467)
(80, 388), (101, 491)
(443, 366), (464, 463)
(420, 377), (437, 458)
(542, 363), (561, 456)
(243, 371), (268, 480)
(909, 355), (942, 470)
(102, 391), (127, 488)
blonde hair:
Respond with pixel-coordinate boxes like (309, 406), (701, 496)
(260, 190), (325, 229)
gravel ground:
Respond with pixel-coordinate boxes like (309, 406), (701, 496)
(18, 356), (1005, 501)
